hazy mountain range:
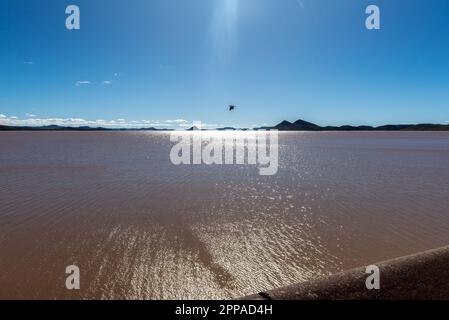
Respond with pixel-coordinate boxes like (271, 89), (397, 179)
(0, 125), (171, 131)
(271, 119), (449, 131)
(1, 119), (449, 131)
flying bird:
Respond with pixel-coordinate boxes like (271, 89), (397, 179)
(229, 105), (236, 111)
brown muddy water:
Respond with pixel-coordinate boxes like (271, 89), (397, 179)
(0, 131), (449, 299)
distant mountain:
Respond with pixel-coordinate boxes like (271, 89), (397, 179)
(1, 120), (449, 132)
(322, 125), (375, 131)
(402, 124), (449, 131)
(274, 120), (294, 131)
(0, 125), (169, 131)
(272, 119), (449, 131)
(216, 127), (236, 131)
(274, 119), (322, 131)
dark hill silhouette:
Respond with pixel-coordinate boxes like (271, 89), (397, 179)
(1, 119), (449, 131)
(273, 119), (324, 131)
(292, 119), (322, 131)
(0, 125), (165, 131)
(187, 126), (203, 131)
(273, 120), (449, 131)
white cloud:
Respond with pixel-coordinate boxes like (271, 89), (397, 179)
(24, 61), (34, 65)
(102, 80), (112, 85)
(26, 113), (37, 118)
(75, 81), (92, 86)
(178, 122), (219, 129)
(165, 119), (189, 124)
(0, 114), (218, 129)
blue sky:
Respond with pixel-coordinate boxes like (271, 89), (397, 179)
(1, 0), (448, 128)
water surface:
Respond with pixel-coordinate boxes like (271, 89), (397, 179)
(1, 131), (449, 299)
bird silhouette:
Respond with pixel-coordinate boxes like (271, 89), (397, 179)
(229, 105), (236, 111)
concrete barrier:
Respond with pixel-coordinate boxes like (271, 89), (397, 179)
(244, 245), (449, 300)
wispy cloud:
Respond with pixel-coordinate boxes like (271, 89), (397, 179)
(75, 81), (92, 86)
(24, 61), (34, 65)
(0, 114), (199, 129)
(102, 80), (112, 85)
(165, 119), (189, 124)
(26, 113), (37, 118)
